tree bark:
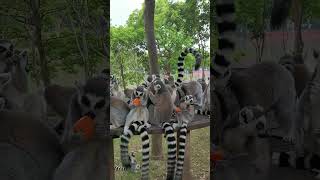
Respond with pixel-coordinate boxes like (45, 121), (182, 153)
(30, 0), (50, 86)
(144, 0), (159, 75)
(292, 0), (304, 64)
(144, 0), (163, 160)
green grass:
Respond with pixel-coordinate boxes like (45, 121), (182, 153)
(114, 127), (210, 180)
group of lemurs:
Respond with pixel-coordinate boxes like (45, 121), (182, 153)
(1, 39), (210, 180)
(2, 1), (320, 179)
(111, 47), (211, 180)
(211, 0), (320, 179)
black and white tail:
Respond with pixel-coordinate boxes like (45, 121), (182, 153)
(195, 109), (210, 116)
(273, 152), (320, 178)
(114, 152), (140, 172)
(175, 123), (188, 179)
(138, 122), (150, 180)
(212, 0), (236, 85)
(162, 122), (177, 180)
(175, 48), (202, 87)
(120, 121), (141, 168)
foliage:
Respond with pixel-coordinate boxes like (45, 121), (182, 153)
(0, 0), (107, 84)
(111, 0), (210, 88)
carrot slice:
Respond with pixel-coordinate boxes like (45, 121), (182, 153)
(73, 116), (95, 141)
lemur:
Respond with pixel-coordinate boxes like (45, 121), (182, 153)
(211, 0), (298, 145)
(61, 75), (109, 152)
(271, 52), (320, 179)
(110, 75), (126, 101)
(211, 0), (299, 179)
(195, 81), (210, 116)
(120, 85), (150, 180)
(172, 48), (203, 107)
(147, 78), (176, 180)
(120, 121), (150, 180)
(172, 95), (195, 180)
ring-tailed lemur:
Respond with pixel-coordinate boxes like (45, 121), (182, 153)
(61, 75), (109, 151)
(212, 0), (298, 144)
(175, 48), (201, 87)
(173, 48), (203, 106)
(195, 81), (210, 116)
(124, 86), (151, 132)
(271, 152), (320, 179)
(121, 85), (151, 179)
(172, 95), (195, 179)
(114, 152), (141, 172)
(120, 121), (150, 180)
(148, 78), (176, 180)
(110, 75), (126, 100)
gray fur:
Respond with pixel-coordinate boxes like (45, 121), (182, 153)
(61, 76), (109, 151)
(56, 76), (109, 180)
(0, 110), (63, 180)
(124, 86), (150, 133)
(110, 96), (129, 129)
(148, 79), (173, 126)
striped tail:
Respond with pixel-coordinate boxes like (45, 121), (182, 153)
(272, 152), (320, 177)
(120, 121), (141, 168)
(162, 122), (177, 180)
(114, 165), (128, 171)
(175, 48), (202, 87)
(175, 123), (188, 179)
(212, 0), (236, 87)
(195, 109), (210, 116)
(138, 122), (150, 180)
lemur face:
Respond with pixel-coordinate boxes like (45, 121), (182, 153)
(78, 93), (107, 117)
(154, 83), (161, 92)
(110, 75), (118, 89)
(134, 89), (144, 97)
(183, 95), (194, 104)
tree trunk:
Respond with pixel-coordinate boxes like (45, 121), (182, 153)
(119, 55), (126, 90)
(30, 0), (50, 86)
(292, 0), (304, 64)
(144, 0), (159, 75)
(144, 0), (163, 160)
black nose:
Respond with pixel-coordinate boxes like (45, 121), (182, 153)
(256, 122), (265, 130)
(85, 111), (96, 119)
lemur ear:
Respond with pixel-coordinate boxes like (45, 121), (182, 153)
(74, 80), (84, 93)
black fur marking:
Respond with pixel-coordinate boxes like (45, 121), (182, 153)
(310, 154), (320, 169)
(218, 38), (235, 50)
(279, 152), (290, 167)
(214, 54), (231, 66)
(216, 4), (235, 17)
(217, 22), (236, 34)
(296, 156), (305, 169)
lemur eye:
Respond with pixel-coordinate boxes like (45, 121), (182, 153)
(95, 99), (105, 109)
(81, 96), (90, 106)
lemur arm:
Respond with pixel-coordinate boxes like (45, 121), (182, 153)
(148, 90), (157, 104)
